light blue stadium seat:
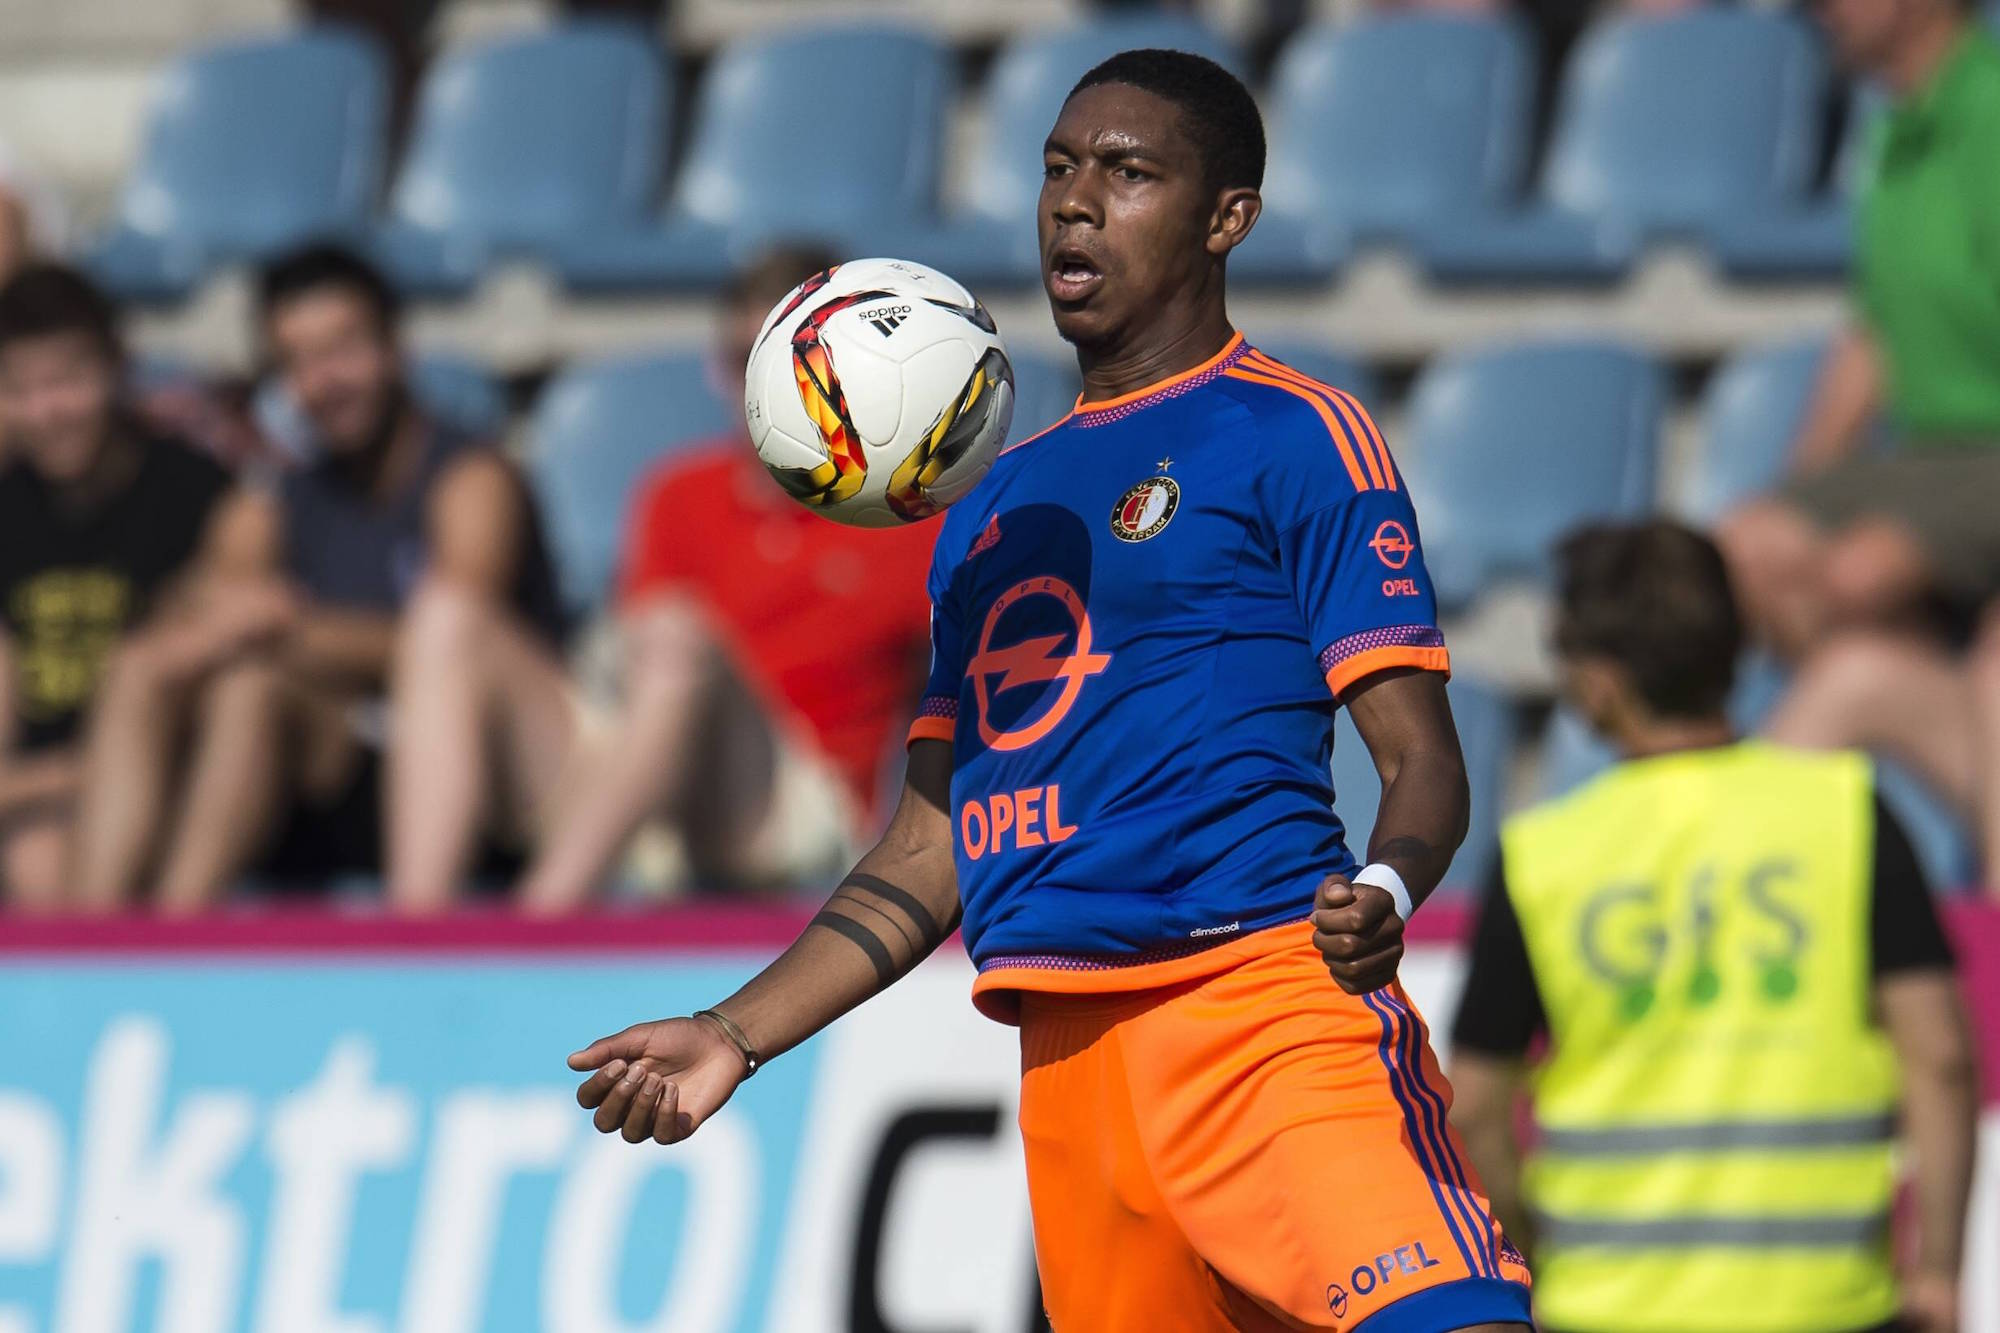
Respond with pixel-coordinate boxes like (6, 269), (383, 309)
(1334, 679), (1512, 895)
(527, 350), (735, 610)
(408, 352), (511, 440)
(1402, 340), (1664, 606)
(88, 28), (388, 303)
(882, 15), (1242, 287)
(561, 25), (948, 291)
(1010, 351), (1082, 440)
(1714, 87), (1882, 279)
(1420, 10), (1825, 283)
(1678, 335), (1829, 524)
(1247, 338), (1382, 408)
(1245, 16), (1534, 280)
(375, 21), (672, 296)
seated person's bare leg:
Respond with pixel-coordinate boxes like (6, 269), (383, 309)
(1, 814), (70, 912)
(1767, 629), (1979, 812)
(1821, 517), (1937, 633)
(1971, 614), (2000, 894)
(70, 634), (198, 909)
(152, 657), (302, 914)
(1716, 500), (1831, 662)
(519, 595), (780, 911)
(385, 577), (577, 913)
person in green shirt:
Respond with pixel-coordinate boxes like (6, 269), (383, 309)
(1721, 0), (2000, 662)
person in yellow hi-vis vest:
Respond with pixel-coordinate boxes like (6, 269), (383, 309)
(1448, 521), (1979, 1333)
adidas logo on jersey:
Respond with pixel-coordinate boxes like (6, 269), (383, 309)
(857, 304), (911, 337)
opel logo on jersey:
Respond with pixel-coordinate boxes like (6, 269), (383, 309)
(967, 576), (1111, 751)
(1369, 520), (1414, 570)
(1109, 476), (1180, 542)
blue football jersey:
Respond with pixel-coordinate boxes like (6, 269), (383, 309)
(908, 334), (1449, 982)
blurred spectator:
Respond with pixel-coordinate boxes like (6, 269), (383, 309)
(399, 244), (934, 911)
(0, 265), (230, 910)
(68, 243), (563, 912)
(1767, 618), (2000, 894)
(1721, 0), (2000, 661)
(1449, 520), (1977, 1333)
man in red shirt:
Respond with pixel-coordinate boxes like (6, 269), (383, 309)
(505, 247), (935, 905)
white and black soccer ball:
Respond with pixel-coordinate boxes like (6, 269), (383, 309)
(743, 257), (1014, 527)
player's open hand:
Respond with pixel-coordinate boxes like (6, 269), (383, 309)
(1312, 874), (1404, 995)
(568, 1017), (747, 1145)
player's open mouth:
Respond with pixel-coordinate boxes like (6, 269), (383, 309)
(1046, 248), (1103, 303)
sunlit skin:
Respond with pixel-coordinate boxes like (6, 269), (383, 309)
(1038, 82), (1261, 402)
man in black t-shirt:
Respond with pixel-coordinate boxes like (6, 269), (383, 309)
(1447, 521), (1978, 1333)
(0, 265), (229, 908)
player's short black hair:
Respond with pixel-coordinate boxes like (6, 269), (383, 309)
(1555, 520), (1743, 720)
(0, 262), (123, 363)
(1067, 48), (1266, 193)
(258, 242), (401, 334)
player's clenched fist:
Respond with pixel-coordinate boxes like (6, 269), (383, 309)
(568, 1016), (749, 1145)
(1312, 874), (1405, 995)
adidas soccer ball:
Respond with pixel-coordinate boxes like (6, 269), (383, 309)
(743, 257), (1015, 527)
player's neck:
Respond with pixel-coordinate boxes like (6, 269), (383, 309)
(1076, 307), (1236, 406)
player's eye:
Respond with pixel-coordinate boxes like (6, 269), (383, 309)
(1112, 164), (1149, 182)
(1043, 160), (1074, 180)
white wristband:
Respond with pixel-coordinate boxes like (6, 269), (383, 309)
(1352, 862), (1415, 922)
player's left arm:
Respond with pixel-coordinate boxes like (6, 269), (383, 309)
(1263, 395), (1463, 994)
(1312, 668), (1469, 994)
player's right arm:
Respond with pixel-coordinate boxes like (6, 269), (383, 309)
(568, 737), (959, 1145)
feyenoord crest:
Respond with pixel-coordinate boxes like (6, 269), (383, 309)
(1110, 476), (1179, 542)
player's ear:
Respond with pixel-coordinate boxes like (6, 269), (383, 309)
(1207, 187), (1262, 257)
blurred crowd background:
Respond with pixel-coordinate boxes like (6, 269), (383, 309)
(4, 0), (2000, 915)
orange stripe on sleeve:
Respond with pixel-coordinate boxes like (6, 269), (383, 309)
(907, 716), (956, 746)
(1327, 385), (1398, 493)
(1222, 366), (1372, 493)
(1244, 352), (1390, 492)
(1324, 645), (1452, 698)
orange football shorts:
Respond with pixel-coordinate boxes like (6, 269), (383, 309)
(1012, 922), (1533, 1332)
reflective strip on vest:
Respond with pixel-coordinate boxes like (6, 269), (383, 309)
(1538, 1113), (1896, 1157)
(1536, 1212), (1890, 1250)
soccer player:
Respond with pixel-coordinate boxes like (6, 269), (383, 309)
(569, 50), (1533, 1332)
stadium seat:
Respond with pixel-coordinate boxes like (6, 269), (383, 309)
(1678, 335), (1829, 524)
(1247, 339), (1381, 408)
(1401, 340), (1664, 606)
(407, 352), (511, 440)
(1714, 87), (1882, 280)
(1333, 679), (1512, 895)
(87, 27), (388, 302)
(1419, 10), (1825, 283)
(527, 349), (735, 610)
(375, 21), (673, 297)
(1010, 351), (1081, 440)
(879, 15), (1242, 287)
(560, 25), (949, 292)
(1244, 15), (1535, 279)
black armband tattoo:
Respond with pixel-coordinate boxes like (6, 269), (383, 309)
(807, 873), (959, 987)
(808, 909), (899, 985)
